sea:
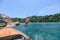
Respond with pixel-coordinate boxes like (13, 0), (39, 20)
(14, 22), (60, 40)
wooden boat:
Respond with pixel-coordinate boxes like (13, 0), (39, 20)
(25, 17), (29, 25)
(0, 25), (30, 40)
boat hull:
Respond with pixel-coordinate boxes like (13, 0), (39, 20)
(0, 34), (26, 40)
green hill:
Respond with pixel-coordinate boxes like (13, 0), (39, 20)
(12, 13), (60, 22)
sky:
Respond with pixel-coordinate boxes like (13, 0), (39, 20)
(0, 0), (60, 18)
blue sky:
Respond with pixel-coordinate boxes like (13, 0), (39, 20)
(0, 0), (60, 18)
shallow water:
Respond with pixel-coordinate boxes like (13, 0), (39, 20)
(14, 22), (60, 40)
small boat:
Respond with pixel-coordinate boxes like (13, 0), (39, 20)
(25, 17), (29, 25)
(0, 25), (30, 40)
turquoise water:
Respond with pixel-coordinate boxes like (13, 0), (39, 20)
(14, 22), (60, 40)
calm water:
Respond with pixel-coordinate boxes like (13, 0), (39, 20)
(14, 22), (60, 40)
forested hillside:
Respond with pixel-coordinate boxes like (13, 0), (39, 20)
(12, 13), (60, 22)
